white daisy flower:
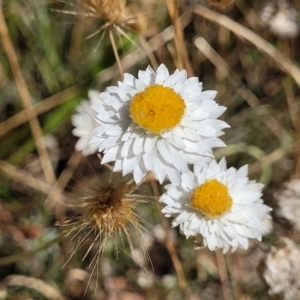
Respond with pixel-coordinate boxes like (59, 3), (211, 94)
(71, 90), (102, 156)
(160, 158), (272, 253)
(91, 64), (229, 184)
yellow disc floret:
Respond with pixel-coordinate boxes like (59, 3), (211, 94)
(191, 179), (233, 218)
(129, 85), (186, 134)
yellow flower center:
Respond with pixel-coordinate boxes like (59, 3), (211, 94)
(191, 179), (233, 218)
(129, 85), (186, 134)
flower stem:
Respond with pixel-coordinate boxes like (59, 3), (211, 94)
(109, 28), (124, 79)
(150, 179), (189, 297)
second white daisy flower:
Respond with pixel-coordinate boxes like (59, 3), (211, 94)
(91, 64), (229, 184)
(160, 158), (272, 253)
(72, 90), (102, 156)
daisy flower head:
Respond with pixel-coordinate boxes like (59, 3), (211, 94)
(91, 64), (229, 184)
(159, 157), (272, 253)
(72, 90), (102, 156)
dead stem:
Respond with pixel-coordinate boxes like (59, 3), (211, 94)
(109, 28), (124, 79)
(0, 160), (70, 204)
(166, 0), (193, 76)
(44, 151), (83, 210)
(0, 160), (52, 195)
(192, 5), (300, 87)
(283, 79), (299, 132)
(69, 8), (85, 63)
(139, 35), (159, 69)
(150, 179), (188, 297)
(215, 251), (235, 300)
(0, 86), (80, 138)
(5, 275), (66, 300)
(0, 5), (56, 185)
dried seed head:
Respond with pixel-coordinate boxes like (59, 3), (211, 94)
(259, 0), (299, 38)
(76, 0), (147, 35)
(83, 0), (127, 25)
(262, 238), (300, 299)
(274, 179), (300, 231)
(63, 172), (149, 276)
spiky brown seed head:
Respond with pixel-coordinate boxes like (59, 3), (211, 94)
(63, 173), (148, 269)
(78, 0), (146, 34)
(83, 0), (126, 24)
(81, 179), (138, 237)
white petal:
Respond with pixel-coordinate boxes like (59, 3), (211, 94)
(102, 146), (120, 163)
(121, 140), (133, 157)
(144, 135), (158, 153)
(155, 64), (169, 84)
(123, 155), (142, 175)
(157, 140), (172, 164)
(133, 136), (145, 155)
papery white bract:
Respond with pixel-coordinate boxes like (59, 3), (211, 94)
(91, 64), (229, 184)
(275, 179), (300, 231)
(260, 1), (299, 39)
(72, 90), (102, 156)
(263, 238), (300, 299)
(160, 158), (272, 253)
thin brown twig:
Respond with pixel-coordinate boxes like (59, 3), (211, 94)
(139, 36), (159, 69)
(0, 85), (80, 138)
(0, 159), (69, 201)
(150, 179), (188, 297)
(44, 151), (82, 209)
(0, 159), (52, 195)
(192, 5), (300, 87)
(69, 4), (84, 63)
(215, 251), (235, 300)
(0, 6), (56, 185)
(109, 28), (124, 79)
(166, 0), (193, 76)
(43, 151), (82, 261)
(283, 79), (299, 132)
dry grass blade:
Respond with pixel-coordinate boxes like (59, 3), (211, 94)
(109, 28), (124, 78)
(0, 159), (69, 202)
(0, 159), (53, 195)
(44, 151), (83, 209)
(0, 86), (80, 138)
(193, 5), (300, 87)
(166, 0), (193, 75)
(4, 275), (66, 300)
(0, 4), (56, 185)
(215, 251), (234, 300)
(150, 179), (189, 297)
